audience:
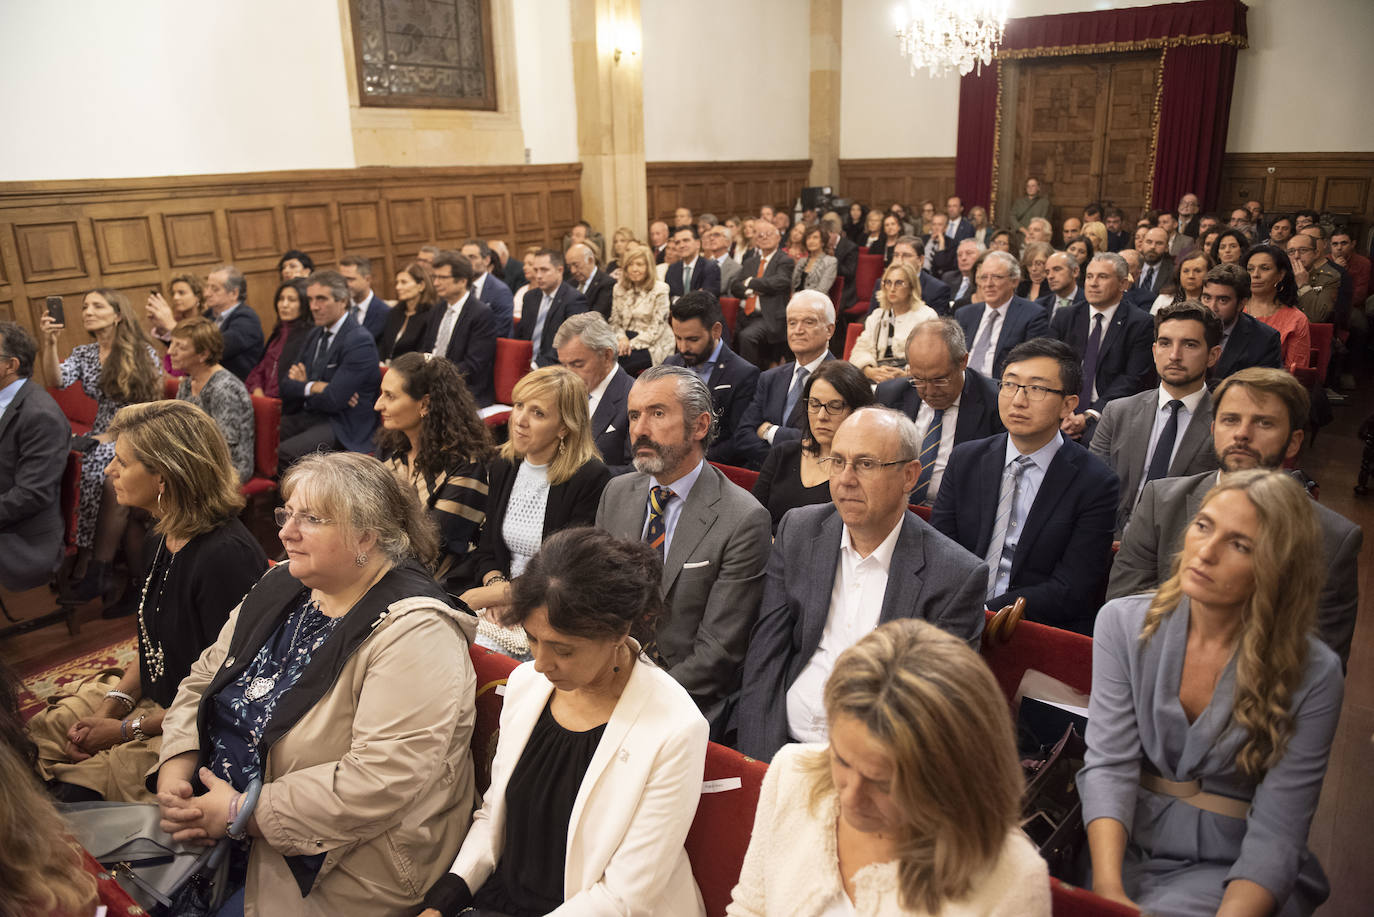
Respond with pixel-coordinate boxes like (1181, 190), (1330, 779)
(1017, 241), (1054, 301)
(276, 248), (313, 281)
(144, 273), (205, 376)
(168, 317), (256, 482)
(650, 219), (671, 263)
(417, 250), (498, 405)
(378, 260), (438, 362)
(791, 224), (837, 295)
(955, 249), (1051, 380)
(820, 213), (859, 309)
(851, 261), (936, 382)
(1081, 469), (1342, 916)
(783, 221), (808, 263)
(462, 239), (516, 337)
(517, 248), (589, 369)
(202, 265), (265, 380)
(555, 311), (634, 472)
(1010, 177), (1051, 236)
(421, 528), (708, 917)
(566, 240), (615, 318)
(1286, 231), (1337, 324)
(338, 254), (392, 342)
(1202, 262), (1282, 380)
(705, 223), (742, 293)
(933, 338), (1118, 633)
(665, 291), (759, 465)
(664, 224), (721, 304)
(610, 244), (674, 373)
(859, 208), (884, 253)
(1243, 244), (1311, 372)
(1038, 250), (1086, 318)
(1329, 226), (1370, 306)
(1148, 248), (1210, 314)
(1210, 227), (1249, 267)
(1066, 235), (1095, 271)
(732, 220), (796, 369)
(945, 238), (982, 309)
(247, 278), (312, 397)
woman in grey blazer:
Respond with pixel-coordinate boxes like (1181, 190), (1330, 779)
(1078, 469), (1343, 916)
(791, 225), (837, 295)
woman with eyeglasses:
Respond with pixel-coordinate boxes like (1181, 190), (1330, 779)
(752, 361), (874, 531)
(850, 262), (937, 384)
(154, 451), (478, 916)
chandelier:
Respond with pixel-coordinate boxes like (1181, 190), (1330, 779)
(893, 0), (1009, 78)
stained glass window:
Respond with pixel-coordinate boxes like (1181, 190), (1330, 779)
(351, 0), (497, 110)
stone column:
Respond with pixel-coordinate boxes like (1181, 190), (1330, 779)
(809, 0), (842, 189)
(570, 0), (646, 240)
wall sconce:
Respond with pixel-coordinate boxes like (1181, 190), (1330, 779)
(613, 18), (641, 64)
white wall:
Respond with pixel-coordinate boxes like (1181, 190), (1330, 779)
(641, 0), (809, 161)
(0, 0), (355, 180)
(511, 0), (579, 164)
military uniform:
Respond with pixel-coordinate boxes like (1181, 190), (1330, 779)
(1298, 262), (1340, 323)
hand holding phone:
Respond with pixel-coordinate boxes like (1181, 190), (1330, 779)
(46, 295), (65, 326)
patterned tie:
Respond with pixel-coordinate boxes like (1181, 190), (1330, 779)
(433, 304), (460, 356)
(744, 255), (767, 315)
(911, 409), (944, 505)
(1145, 399), (1184, 483)
(1080, 312), (1105, 407)
(969, 307), (1000, 376)
(985, 455), (1035, 601)
(644, 486), (675, 557)
(531, 293), (553, 353)
(1141, 265), (1154, 292)
(682, 261), (693, 293)
(783, 366), (809, 426)
(310, 331), (333, 378)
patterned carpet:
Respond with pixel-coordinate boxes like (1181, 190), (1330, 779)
(17, 637), (137, 721)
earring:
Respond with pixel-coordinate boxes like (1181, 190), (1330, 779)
(156, 490), (163, 512)
(355, 552), (368, 567)
(558, 437), (567, 456)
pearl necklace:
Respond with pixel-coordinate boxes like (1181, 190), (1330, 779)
(136, 540), (176, 684)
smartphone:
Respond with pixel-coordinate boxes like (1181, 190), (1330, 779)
(45, 295), (64, 325)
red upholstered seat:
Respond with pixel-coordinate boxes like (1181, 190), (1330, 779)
(240, 395), (283, 498)
(686, 742), (768, 917)
(710, 461), (759, 492)
(49, 383), (97, 435)
(484, 337), (534, 427)
(907, 503), (932, 521)
(826, 276), (844, 312)
(842, 322), (863, 360)
(1293, 322), (1333, 388)
(852, 252), (884, 313)
(720, 297), (740, 335)
(163, 376), (180, 399)
(979, 609), (1094, 705)
(1050, 878), (1139, 916)
(469, 645), (519, 794)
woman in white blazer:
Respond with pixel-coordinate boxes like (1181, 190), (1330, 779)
(422, 527), (709, 917)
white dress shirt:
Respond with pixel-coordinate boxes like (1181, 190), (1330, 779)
(639, 459), (705, 558)
(579, 267), (599, 296)
(587, 363), (616, 419)
(992, 433), (1064, 597)
(765, 352), (829, 444)
(786, 519), (903, 743)
(431, 291), (471, 357)
(1084, 302), (1120, 405)
(472, 273), (487, 300)
(914, 390), (962, 502)
(970, 300), (1012, 376)
(1134, 384), (1208, 504)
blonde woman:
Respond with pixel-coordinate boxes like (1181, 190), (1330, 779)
(727, 619), (1050, 916)
(609, 244), (674, 373)
(0, 742), (99, 917)
(1079, 469), (1343, 916)
(606, 225), (638, 277)
(1081, 220), (1109, 255)
(849, 261), (937, 383)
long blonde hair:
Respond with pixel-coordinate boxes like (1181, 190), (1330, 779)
(88, 288), (160, 405)
(499, 366), (600, 485)
(801, 619), (1022, 913)
(1140, 469), (1324, 781)
(0, 742), (98, 917)
(877, 261), (924, 311)
(617, 244), (657, 293)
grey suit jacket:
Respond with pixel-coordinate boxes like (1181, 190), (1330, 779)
(0, 379), (70, 591)
(735, 503), (988, 761)
(1089, 387), (1219, 536)
(595, 461), (771, 718)
(717, 257), (741, 297)
(1109, 470), (1362, 667)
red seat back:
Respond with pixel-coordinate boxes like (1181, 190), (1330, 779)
(853, 253), (884, 308)
(250, 395), (282, 481)
(1308, 322), (1334, 380)
(843, 322), (863, 360)
(710, 461), (759, 493)
(685, 742), (768, 917)
(163, 376), (179, 400)
(719, 297), (740, 335)
(827, 276), (844, 312)
(979, 609), (1094, 704)
(49, 383), (97, 434)
(494, 338), (534, 405)
(1050, 879), (1139, 916)
(469, 645), (519, 794)
(907, 503), (932, 521)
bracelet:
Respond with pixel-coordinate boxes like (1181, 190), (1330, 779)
(119, 719), (130, 742)
(105, 690), (136, 714)
(226, 792), (244, 839)
(129, 715), (148, 743)
(485, 574), (509, 586)
(227, 779), (262, 842)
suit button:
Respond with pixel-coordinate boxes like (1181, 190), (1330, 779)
(224, 656), (235, 667)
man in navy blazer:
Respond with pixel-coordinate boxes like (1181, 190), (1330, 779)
(1035, 251), (1086, 320)
(463, 240), (515, 336)
(339, 255), (392, 342)
(663, 291), (759, 466)
(204, 265), (264, 381)
(554, 312), (633, 473)
(954, 250), (1050, 381)
(1200, 263), (1282, 382)
(278, 271), (381, 467)
(732, 291), (835, 469)
(418, 251), (498, 406)
(566, 241), (616, 318)
(1052, 252), (1155, 442)
(736, 408), (988, 761)
(931, 338), (1118, 634)
(517, 248), (588, 368)
(665, 225), (721, 302)
(943, 196), (977, 245)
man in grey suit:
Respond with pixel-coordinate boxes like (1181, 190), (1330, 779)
(1110, 368), (1362, 667)
(735, 407), (988, 761)
(555, 312), (633, 474)
(596, 364), (771, 723)
(1090, 302), (1222, 536)
(704, 224), (741, 294)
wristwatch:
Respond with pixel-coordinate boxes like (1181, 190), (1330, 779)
(129, 715), (148, 742)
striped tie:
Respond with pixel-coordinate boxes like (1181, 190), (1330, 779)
(644, 486), (675, 557)
(910, 409), (944, 505)
(984, 455), (1035, 601)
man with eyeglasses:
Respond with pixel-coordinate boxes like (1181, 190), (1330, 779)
(954, 249), (1050, 380)
(932, 338), (1118, 634)
(416, 250), (498, 405)
(736, 406), (987, 761)
(1286, 234), (1336, 324)
(875, 318), (1003, 505)
(732, 292), (836, 469)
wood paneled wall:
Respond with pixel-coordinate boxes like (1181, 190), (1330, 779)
(0, 164), (581, 356)
(837, 158), (957, 212)
(1217, 152), (1374, 237)
(645, 160), (812, 224)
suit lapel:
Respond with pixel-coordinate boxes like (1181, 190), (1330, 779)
(878, 515), (927, 623)
(974, 436), (1008, 554)
(1098, 306), (1130, 366)
(798, 513), (845, 659)
(662, 469), (719, 593)
(1170, 390), (1213, 475)
(0, 380), (32, 444)
(1013, 439), (1077, 579)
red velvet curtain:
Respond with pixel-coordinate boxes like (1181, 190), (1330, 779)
(955, 65), (999, 212)
(1151, 42), (1239, 211)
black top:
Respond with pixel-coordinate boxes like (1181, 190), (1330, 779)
(474, 699), (606, 917)
(751, 439), (831, 532)
(378, 302), (434, 361)
(138, 518), (269, 708)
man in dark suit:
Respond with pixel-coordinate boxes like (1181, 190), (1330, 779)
(868, 237), (951, 315)
(1110, 368), (1362, 667)
(821, 215), (858, 309)
(665, 225), (721, 303)
(663, 291), (759, 466)
(923, 214), (958, 278)
(875, 317), (1003, 506)
(932, 338), (1118, 633)
(733, 291), (835, 469)
(204, 265), (264, 380)
(554, 311), (633, 473)
(1052, 252), (1155, 442)
(417, 250), (497, 405)
(1104, 208), (1130, 253)
(1036, 251), (1086, 320)
(596, 365), (771, 722)
(942, 239), (981, 310)
(1201, 264), (1283, 381)
(730, 220), (795, 369)
(338, 254), (392, 342)
(944, 196), (977, 245)
(0, 322), (69, 593)
(736, 407), (988, 760)
(1090, 301), (1222, 536)
(954, 250), (1051, 380)
(278, 270), (382, 467)
(516, 248), (588, 369)
(462, 239), (515, 336)
(649, 220), (671, 264)
(565, 241), (615, 318)
(1135, 227), (1174, 300)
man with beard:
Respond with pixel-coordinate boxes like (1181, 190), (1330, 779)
(595, 364), (771, 726)
(663, 290), (759, 464)
(1109, 367), (1362, 666)
(1089, 302), (1222, 536)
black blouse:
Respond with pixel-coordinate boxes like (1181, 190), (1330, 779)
(473, 700), (606, 916)
(751, 439), (832, 532)
(378, 302), (435, 361)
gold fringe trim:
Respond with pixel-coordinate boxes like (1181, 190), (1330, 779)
(1143, 47), (1166, 208)
(990, 61), (1004, 224)
(995, 31), (1247, 61)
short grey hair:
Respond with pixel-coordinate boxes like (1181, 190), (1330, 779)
(636, 364), (717, 445)
(306, 269), (350, 304)
(787, 289), (836, 325)
(1090, 252), (1129, 282)
(982, 250), (1022, 282)
(1028, 217), (1053, 235)
(906, 316), (967, 362)
(554, 311), (619, 354)
(957, 238), (983, 254)
(1047, 250), (1080, 276)
(846, 406), (920, 461)
(212, 265), (247, 302)
(699, 212), (718, 226)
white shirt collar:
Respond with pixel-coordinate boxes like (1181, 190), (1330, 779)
(797, 352), (828, 375)
(589, 364), (617, 402)
(1005, 429), (1065, 471)
(651, 457), (705, 503)
(324, 312), (349, 336)
(839, 516), (904, 566)
(1089, 300), (1120, 327)
(446, 290), (471, 313)
(1157, 383), (1207, 414)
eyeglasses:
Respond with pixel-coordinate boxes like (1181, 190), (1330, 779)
(997, 381), (1067, 402)
(274, 507), (334, 529)
(908, 374), (954, 391)
(806, 398), (849, 415)
(787, 317), (825, 330)
(978, 273), (1012, 283)
(817, 455), (914, 477)
(881, 279), (909, 289)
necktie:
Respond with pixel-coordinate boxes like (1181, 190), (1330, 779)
(985, 455), (1035, 600)
(682, 261), (693, 292)
(783, 366), (809, 425)
(1141, 266), (1154, 292)
(1080, 313), (1105, 407)
(351, 303), (364, 325)
(311, 331), (333, 378)
(433, 303), (460, 356)
(644, 486), (675, 557)
(744, 256), (767, 315)
(911, 409), (944, 505)
(531, 293), (553, 351)
(1145, 399), (1184, 483)
(969, 308), (1000, 376)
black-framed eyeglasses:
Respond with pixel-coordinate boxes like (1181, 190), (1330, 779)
(997, 381), (1067, 402)
(806, 398), (848, 415)
(817, 455), (914, 477)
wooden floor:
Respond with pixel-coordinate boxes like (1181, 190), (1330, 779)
(2, 383), (1371, 913)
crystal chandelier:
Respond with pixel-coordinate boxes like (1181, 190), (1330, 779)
(894, 0), (1009, 78)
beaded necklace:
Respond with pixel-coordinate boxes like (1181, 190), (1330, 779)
(136, 539), (176, 684)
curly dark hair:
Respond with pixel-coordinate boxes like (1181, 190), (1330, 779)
(375, 352), (494, 477)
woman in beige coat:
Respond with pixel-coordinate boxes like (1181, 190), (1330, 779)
(154, 452), (477, 917)
(609, 244), (674, 372)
